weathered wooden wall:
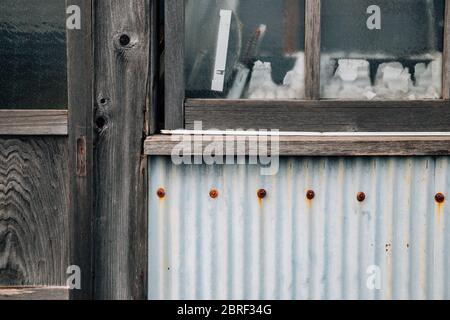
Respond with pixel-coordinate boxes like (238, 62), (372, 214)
(0, 137), (69, 286)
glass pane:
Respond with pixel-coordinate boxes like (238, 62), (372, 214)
(185, 0), (305, 99)
(0, 0), (67, 109)
(321, 0), (445, 100)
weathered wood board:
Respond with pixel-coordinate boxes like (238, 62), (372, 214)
(0, 137), (69, 286)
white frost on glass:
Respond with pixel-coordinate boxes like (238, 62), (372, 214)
(374, 62), (412, 98)
(247, 52), (305, 99)
(411, 54), (442, 99)
(321, 53), (442, 100)
(321, 58), (375, 99)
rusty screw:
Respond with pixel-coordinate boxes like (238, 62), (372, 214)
(357, 192), (366, 202)
(209, 189), (218, 199)
(257, 189), (267, 199)
(156, 188), (166, 198)
(435, 192), (445, 203)
(306, 190), (315, 200)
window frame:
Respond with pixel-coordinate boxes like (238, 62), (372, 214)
(0, 0), (72, 136)
(163, 0), (450, 135)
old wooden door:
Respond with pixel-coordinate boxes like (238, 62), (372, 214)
(0, 0), (151, 300)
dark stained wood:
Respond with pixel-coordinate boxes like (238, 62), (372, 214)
(304, 0), (321, 100)
(0, 110), (68, 135)
(185, 99), (450, 132)
(67, 0), (95, 300)
(148, 0), (160, 134)
(93, 0), (149, 299)
(144, 134), (450, 156)
(443, 0), (450, 100)
(0, 286), (69, 300)
(164, 0), (185, 129)
(0, 138), (69, 286)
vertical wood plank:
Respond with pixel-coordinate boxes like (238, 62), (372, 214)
(443, 0), (450, 99)
(165, 0), (185, 129)
(304, 0), (321, 100)
(148, 0), (160, 134)
(283, 0), (301, 55)
(93, 0), (149, 299)
(67, 0), (95, 299)
(0, 137), (69, 286)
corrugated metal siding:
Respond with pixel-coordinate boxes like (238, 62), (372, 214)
(148, 156), (450, 300)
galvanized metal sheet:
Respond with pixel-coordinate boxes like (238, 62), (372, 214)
(148, 157), (450, 300)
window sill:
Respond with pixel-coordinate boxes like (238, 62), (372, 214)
(144, 134), (450, 156)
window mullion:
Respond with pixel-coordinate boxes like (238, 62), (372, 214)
(165, 0), (185, 129)
(443, 0), (450, 99)
(304, 0), (321, 100)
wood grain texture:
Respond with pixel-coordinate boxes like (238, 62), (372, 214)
(164, 0), (185, 129)
(0, 110), (68, 136)
(185, 99), (450, 132)
(443, 0), (450, 99)
(304, 0), (321, 100)
(0, 286), (68, 300)
(67, 0), (95, 300)
(144, 134), (450, 156)
(93, 0), (149, 299)
(0, 138), (69, 286)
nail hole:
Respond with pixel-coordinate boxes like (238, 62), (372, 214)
(95, 116), (106, 129)
(100, 98), (107, 104)
(119, 34), (130, 46)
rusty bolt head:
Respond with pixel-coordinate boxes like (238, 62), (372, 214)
(435, 192), (445, 203)
(357, 192), (366, 202)
(209, 189), (218, 199)
(306, 190), (315, 200)
(257, 189), (267, 199)
(156, 188), (166, 198)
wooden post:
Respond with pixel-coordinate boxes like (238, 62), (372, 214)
(67, 0), (95, 299)
(92, 0), (149, 299)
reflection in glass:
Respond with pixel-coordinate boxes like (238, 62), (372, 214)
(185, 0), (305, 99)
(0, 0), (67, 109)
(321, 0), (445, 100)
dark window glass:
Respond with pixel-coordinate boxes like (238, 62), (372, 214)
(185, 0), (305, 99)
(321, 0), (445, 100)
(0, 0), (67, 109)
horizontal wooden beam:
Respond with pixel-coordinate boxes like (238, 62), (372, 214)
(145, 134), (450, 156)
(185, 99), (450, 132)
(0, 286), (69, 300)
(0, 110), (68, 135)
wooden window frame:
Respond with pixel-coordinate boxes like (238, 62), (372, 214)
(0, 2), (71, 136)
(157, 0), (450, 156)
